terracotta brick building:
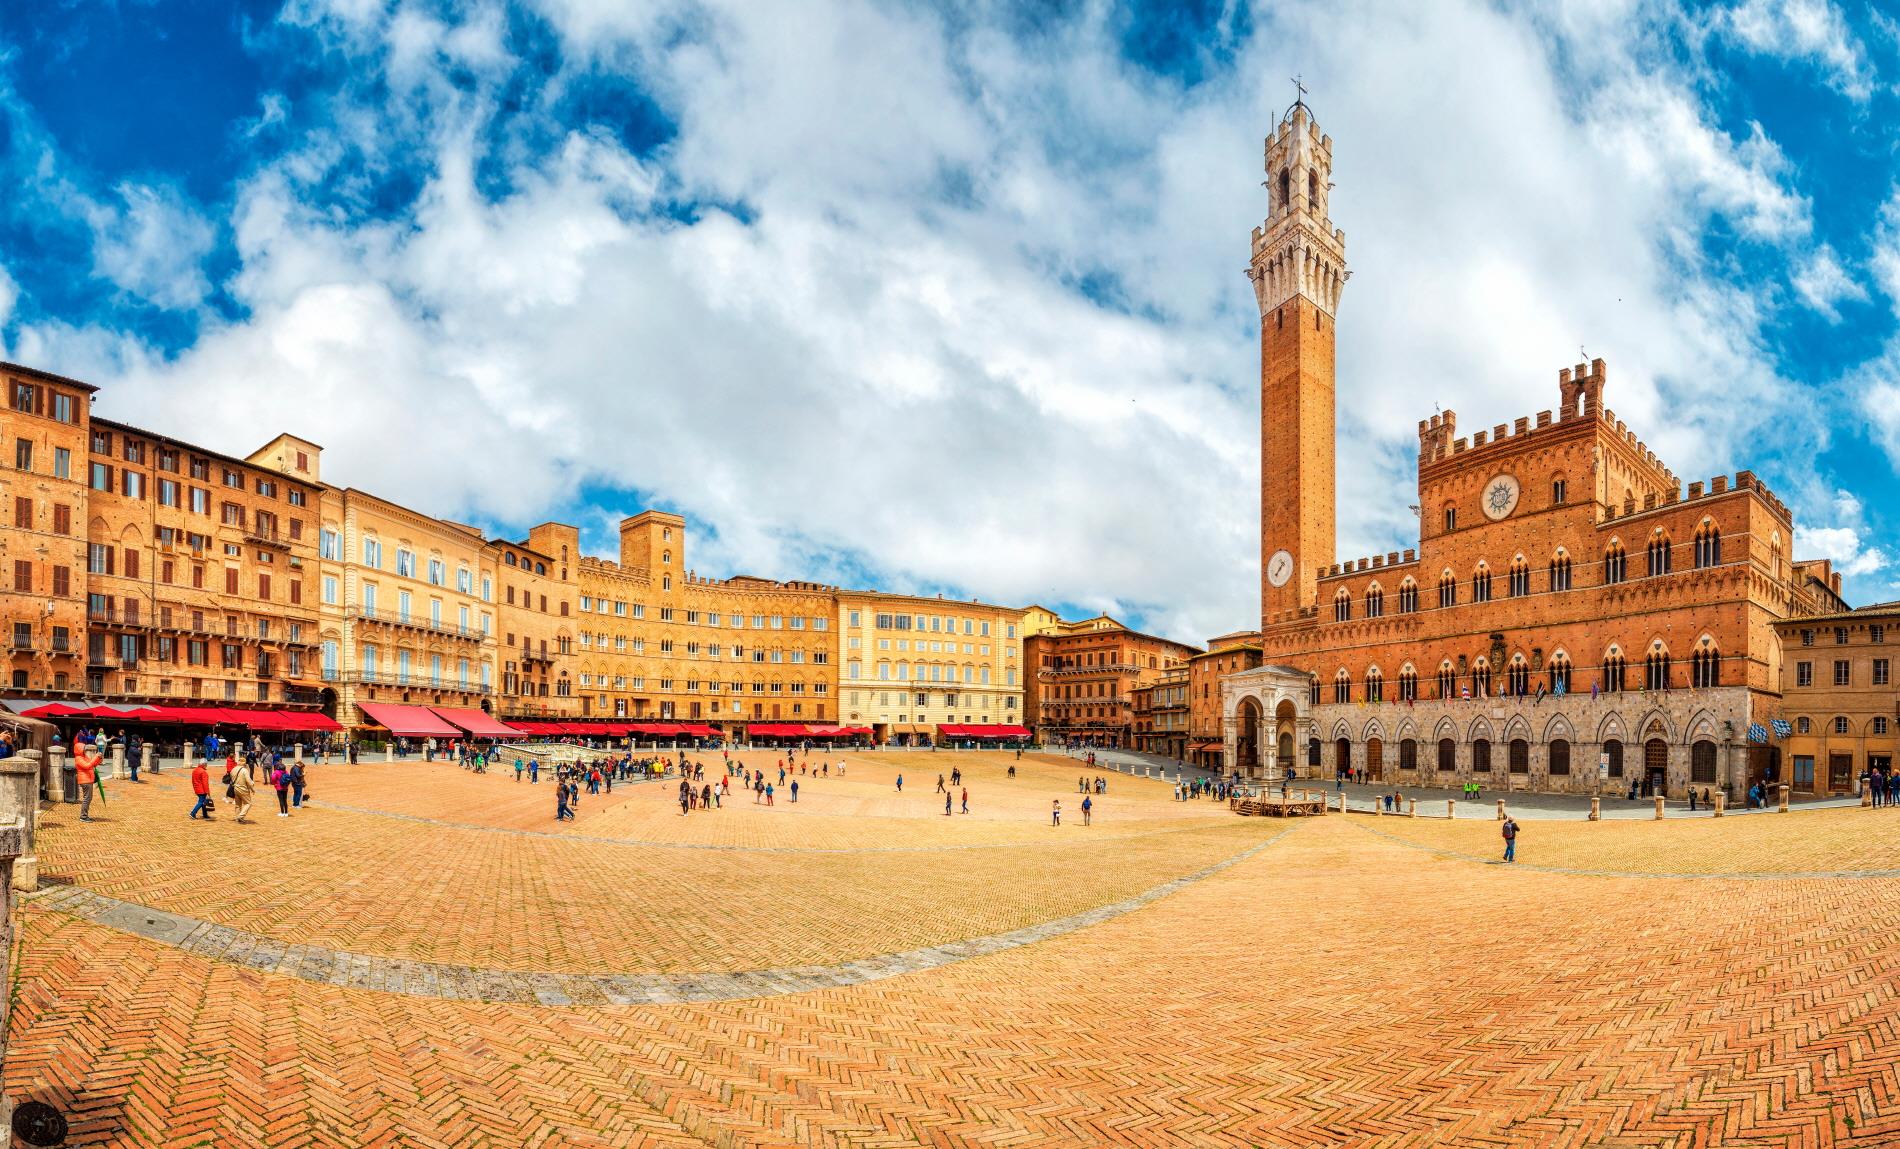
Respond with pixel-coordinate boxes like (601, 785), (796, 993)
(571, 511), (840, 732)
(1188, 635), (1261, 771)
(1772, 601), (1898, 795)
(1027, 615), (1199, 748)
(1222, 103), (1838, 798)
(84, 418), (325, 706)
(1, 366), (92, 697)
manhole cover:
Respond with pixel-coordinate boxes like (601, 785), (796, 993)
(13, 1100), (67, 1146)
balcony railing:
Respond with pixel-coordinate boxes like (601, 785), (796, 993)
(352, 607), (487, 643)
(340, 668), (491, 693)
(244, 527), (293, 550)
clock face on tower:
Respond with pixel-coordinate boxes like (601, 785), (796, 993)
(1267, 549), (1294, 588)
(1482, 474), (1522, 521)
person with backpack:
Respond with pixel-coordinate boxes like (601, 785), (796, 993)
(1081, 795), (1093, 826)
(290, 759), (307, 809)
(1501, 816), (1520, 863)
(271, 761), (291, 817)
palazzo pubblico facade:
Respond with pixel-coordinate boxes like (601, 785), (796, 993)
(1220, 101), (1849, 799)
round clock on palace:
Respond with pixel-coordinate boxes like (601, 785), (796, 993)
(1481, 474), (1522, 521)
(1267, 549), (1294, 587)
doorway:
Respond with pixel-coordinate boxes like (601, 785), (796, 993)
(1366, 738), (1384, 782)
(1643, 738), (1668, 796)
(1335, 737), (1352, 778)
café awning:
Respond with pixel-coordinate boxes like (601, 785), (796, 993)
(356, 702), (461, 738)
(429, 707), (524, 738)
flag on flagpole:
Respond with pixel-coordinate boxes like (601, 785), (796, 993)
(1770, 718), (1793, 739)
(1747, 723), (1769, 744)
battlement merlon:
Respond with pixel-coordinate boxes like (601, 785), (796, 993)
(1558, 357), (1606, 419)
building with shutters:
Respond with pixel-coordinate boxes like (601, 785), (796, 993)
(1771, 602), (1899, 796)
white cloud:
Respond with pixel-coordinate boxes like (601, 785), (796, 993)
(1791, 244), (1867, 320)
(1795, 489), (1892, 578)
(5, 0), (1844, 642)
(82, 182), (217, 310)
(1719, 0), (1875, 100)
(1873, 186), (1900, 315)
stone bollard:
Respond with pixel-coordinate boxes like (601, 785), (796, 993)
(1589, 796), (1600, 821)
(1864, 786), (1874, 808)
(1778, 784), (1790, 813)
(1495, 798), (1506, 821)
(1714, 791), (1725, 817)
(142, 745), (156, 776)
(181, 741), (194, 772)
(39, 747), (59, 803)
(295, 743), (305, 763)
(5, 751), (39, 890)
(52, 747), (75, 805)
(1337, 792), (1346, 814)
(1653, 794), (1665, 820)
(108, 744), (125, 781)
(383, 744), (395, 764)
(1408, 797), (1416, 818)
(1446, 799), (1455, 820)
(1373, 796), (1382, 816)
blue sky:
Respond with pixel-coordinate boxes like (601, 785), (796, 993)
(1, 0), (1897, 642)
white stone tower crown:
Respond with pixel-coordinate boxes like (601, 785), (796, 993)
(1248, 101), (1349, 317)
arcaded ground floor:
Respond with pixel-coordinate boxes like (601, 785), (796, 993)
(9, 748), (1900, 1146)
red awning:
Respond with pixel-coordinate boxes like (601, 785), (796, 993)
(20, 703), (88, 718)
(356, 702), (462, 738)
(746, 723), (811, 737)
(428, 707), (524, 738)
(273, 712), (344, 732)
(677, 724), (718, 737)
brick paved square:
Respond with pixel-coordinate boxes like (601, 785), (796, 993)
(8, 751), (1899, 1147)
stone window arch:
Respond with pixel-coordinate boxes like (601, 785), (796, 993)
(1398, 578), (1419, 614)
(1548, 649), (1572, 695)
(1693, 519), (1722, 568)
(1333, 587), (1352, 622)
(1603, 644), (1627, 693)
(1691, 637), (1721, 688)
(1332, 667), (1351, 704)
(1549, 548), (1573, 592)
(1471, 562), (1493, 604)
(1646, 531), (1673, 577)
(1365, 665), (1384, 703)
(1508, 556), (1531, 597)
(1438, 568), (1457, 608)
(1398, 662), (1418, 702)
(1436, 659), (1456, 699)
(1604, 539), (1627, 584)
(1506, 653), (1531, 698)
(1645, 640), (1672, 691)
(1364, 583), (1384, 618)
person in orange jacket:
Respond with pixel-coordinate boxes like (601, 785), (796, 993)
(74, 740), (103, 821)
(189, 759), (214, 820)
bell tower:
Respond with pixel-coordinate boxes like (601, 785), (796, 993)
(1250, 92), (1347, 626)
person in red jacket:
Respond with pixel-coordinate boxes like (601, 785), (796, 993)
(189, 760), (214, 820)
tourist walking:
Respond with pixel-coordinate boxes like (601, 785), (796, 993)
(790, 779), (800, 803)
(189, 759), (214, 820)
(944, 790), (952, 816)
(1051, 799), (1061, 827)
(272, 762), (292, 817)
(1501, 815), (1519, 863)
(1082, 795), (1092, 826)
(960, 787), (969, 814)
(895, 773), (904, 793)
(228, 756), (255, 824)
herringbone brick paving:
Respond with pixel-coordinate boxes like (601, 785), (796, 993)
(33, 757), (1252, 975)
(11, 752), (1900, 1146)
